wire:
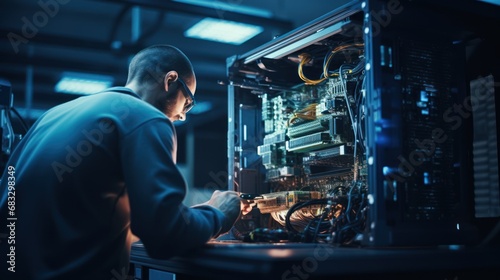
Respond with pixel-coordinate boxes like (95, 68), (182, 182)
(282, 183), (367, 245)
(339, 64), (355, 129)
(108, 4), (132, 46)
(312, 203), (331, 242)
(285, 198), (329, 233)
(108, 5), (165, 48)
(136, 12), (165, 45)
(298, 53), (327, 85)
(322, 45), (365, 165)
(287, 103), (317, 126)
(323, 43), (364, 79)
(345, 182), (361, 223)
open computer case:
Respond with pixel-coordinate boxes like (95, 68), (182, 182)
(225, 0), (500, 247)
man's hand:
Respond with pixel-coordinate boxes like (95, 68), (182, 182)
(195, 190), (254, 234)
(241, 198), (253, 216)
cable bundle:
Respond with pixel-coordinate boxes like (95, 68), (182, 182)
(284, 183), (367, 245)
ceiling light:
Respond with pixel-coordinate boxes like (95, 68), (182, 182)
(184, 18), (263, 45)
(174, 0), (272, 18)
(174, 0), (273, 18)
(55, 72), (114, 95)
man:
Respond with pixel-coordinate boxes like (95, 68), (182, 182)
(0, 45), (244, 279)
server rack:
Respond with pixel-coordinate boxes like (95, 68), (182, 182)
(226, 0), (500, 246)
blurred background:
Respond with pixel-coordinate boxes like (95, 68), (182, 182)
(0, 0), (349, 202)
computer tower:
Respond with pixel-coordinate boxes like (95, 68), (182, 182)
(226, 0), (500, 246)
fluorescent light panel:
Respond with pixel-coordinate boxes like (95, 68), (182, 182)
(174, 0), (272, 18)
(55, 72), (114, 95)
(185, 17), (263, 45)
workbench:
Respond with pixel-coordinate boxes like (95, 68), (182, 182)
(130, 240), (500, 280)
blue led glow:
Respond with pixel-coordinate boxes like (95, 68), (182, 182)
(383, 166), (390, 175)
(420, 90), (428, 102)
(423, 172), (430, 185)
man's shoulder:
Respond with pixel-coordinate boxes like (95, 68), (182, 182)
(86, 87), (164, 119)
(42, 87), (169, 132)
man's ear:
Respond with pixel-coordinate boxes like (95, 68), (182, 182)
(163, 71), (179, 91)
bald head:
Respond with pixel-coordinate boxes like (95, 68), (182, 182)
(126, 45), (195, 90)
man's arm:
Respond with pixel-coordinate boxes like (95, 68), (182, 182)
(120, 118), (237, 259)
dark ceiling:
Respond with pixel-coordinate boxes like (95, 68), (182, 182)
(0, 0), (349, 134)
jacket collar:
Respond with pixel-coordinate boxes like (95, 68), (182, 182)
(102, 86), (141, 99)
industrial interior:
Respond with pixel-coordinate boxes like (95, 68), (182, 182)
(1, 1), (500, 280)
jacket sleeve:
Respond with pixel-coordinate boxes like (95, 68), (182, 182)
(120, 118), (226, 259)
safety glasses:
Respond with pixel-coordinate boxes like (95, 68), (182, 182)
(176, 77), (196, 113)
